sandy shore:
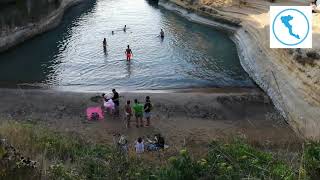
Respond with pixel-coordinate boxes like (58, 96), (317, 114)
(0, 88), (300, 153)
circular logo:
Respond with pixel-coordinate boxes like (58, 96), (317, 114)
(272, 8), (309, 46)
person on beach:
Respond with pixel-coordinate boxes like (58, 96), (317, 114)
(124, 100), (132, 128)
(123, 25), (127, 32)
(112, 89), (119, 115)
(133, 99), (144, 128)
(125, 45), (133, 61)
(103, 94), (115, 115)
(134, 137), (145, 157)
(118, 135), (129, 155)
(144, 96), (152, 127)
(160, 29), (164, 38)
(146, 134), (165, 151)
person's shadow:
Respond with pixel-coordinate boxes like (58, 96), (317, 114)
(103, 46), (107, 55)
(126, 61), (132, 78)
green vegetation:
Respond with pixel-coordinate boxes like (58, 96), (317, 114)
(1, 121), (320, 179)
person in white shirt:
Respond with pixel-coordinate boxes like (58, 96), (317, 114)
(135, 137), (144, 156)
(102, 94), (115, 115)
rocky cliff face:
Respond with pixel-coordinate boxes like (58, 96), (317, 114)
(0, 0), (83, 52)
(163, 0), (320, 138)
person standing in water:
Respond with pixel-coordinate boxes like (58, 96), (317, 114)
(112, 31), (114, 35)
(125, 45), (133, 61)
(103, 38), (107, 47)
(160, 29), (164, 38)
(103, 38), (107, 54)
(123, 25), (127, 32)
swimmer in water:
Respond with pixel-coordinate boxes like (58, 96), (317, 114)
(103, 38), (107, 47)
(125, 45), (133, 61)
(123, 25), (127, 32)
(160, 29), (164, 38)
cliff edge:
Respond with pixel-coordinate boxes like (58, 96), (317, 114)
(0, 0), (84, 53)
(163, 0), (320, 138)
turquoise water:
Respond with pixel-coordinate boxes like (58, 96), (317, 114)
(0, 0), (254, 91)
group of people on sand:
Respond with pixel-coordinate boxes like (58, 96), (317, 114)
(115, 133), (165, 156)
(102, 25), (165, 61)
(101, 89), (153, 128)
(125, 96), (152, 128)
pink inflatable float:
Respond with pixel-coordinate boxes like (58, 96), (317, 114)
(86, 106), (104, 120)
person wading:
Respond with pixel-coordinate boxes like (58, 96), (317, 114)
(125, 45), (133, 61)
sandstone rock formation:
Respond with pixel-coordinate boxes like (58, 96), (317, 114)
(163, 0), (320, 138)
(0, 0), (83, 52)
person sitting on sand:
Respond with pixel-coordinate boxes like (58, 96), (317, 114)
(146, 134), (165, 151)
(118, 135), (128, 155)
(135, 137), (145, 157)
(133, 99), (144, 128)
(124, 100), (132, 128)
(144, 96), (152, 127)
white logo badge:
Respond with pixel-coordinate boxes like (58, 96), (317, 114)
(270, 6), (312, 48)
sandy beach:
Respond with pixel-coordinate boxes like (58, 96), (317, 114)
(0, 88), (300, 154)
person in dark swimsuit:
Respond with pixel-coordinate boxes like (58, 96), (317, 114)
(112, 89), (119, 115)
(144, 96), (152, 127)
(123, 25), (127, 32)
(125, 45), (133, 61)
(160, 29), (164, 38)
(103, 38), (107, 47)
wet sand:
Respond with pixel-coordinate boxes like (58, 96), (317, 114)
(0, 88), (301, 155)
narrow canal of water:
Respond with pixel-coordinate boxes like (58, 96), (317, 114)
(0, 0), (254, 91)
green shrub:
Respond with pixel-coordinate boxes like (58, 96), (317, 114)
(157, 149), (201, 180)
(48, 163), (81, 180)
(304, 142), (320, 178)
(155, 140), (296, 180)
(206, 140), (295, 179)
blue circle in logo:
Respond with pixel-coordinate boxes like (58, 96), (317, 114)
(272, 8), (309, 46)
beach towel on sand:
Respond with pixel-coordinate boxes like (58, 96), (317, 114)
(86, 106), (104, 120)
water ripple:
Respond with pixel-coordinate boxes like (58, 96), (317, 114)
(0, 0), (254, 91)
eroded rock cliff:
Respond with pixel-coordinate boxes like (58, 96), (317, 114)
(0, 0), (84, 52)
(162, 0), (320, 138)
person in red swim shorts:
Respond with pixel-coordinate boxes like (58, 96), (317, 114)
(125, 45), (133, 61)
